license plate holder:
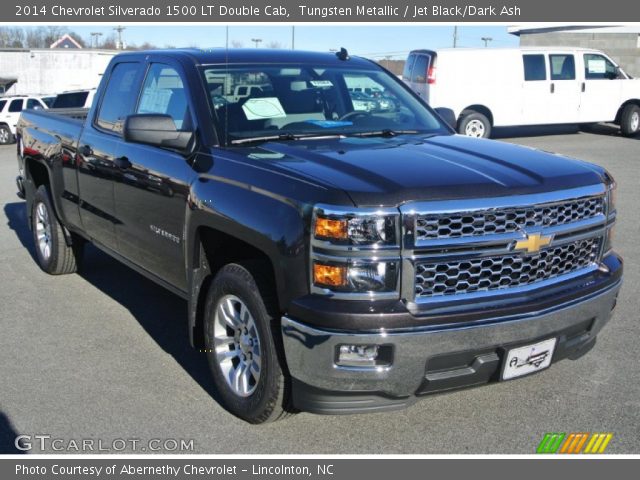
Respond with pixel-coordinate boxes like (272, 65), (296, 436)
(502, 338), (557, 380)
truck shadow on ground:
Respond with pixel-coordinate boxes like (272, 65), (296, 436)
(3, 202), (225, 409)
(0, 411), (26, 454)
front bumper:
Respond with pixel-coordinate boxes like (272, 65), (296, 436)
(281, 278), (622, 414)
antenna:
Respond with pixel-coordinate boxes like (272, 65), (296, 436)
(336, 47), (349, 61)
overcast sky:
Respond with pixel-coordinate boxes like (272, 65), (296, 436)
(67, 25), (518, 58)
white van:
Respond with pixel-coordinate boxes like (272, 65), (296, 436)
(403, 47), (640, 138)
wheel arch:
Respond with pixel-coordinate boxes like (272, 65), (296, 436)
(459, 105), (494, 126)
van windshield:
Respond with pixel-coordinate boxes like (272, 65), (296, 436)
(201, 64), (449, 145)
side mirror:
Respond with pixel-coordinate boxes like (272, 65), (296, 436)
(434, 107), (457, 130)
(123, 114), (193, 151)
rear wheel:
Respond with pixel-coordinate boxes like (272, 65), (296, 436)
(458, 111), (492, 138)
(0, 125), (13, 145)
(204, 262), (292, 423)
(32, 185), (83, 274)
(620, 104), (640, 137)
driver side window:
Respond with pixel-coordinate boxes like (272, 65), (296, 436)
(137, 64), (191, 130)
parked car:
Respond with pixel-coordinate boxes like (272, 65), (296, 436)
(0, 95), (48, 144)
(40, 96), (57, 108)
(16, 49), (621, 423)
(51, 89), (97, 109)
(403, 47), (640, 138)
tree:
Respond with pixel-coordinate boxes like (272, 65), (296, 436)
(231, 40), (243, 48)
(267, 41), (282, 49)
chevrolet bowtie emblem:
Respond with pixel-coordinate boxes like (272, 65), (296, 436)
(515, 233), (553, 253)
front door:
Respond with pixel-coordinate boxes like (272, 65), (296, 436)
(113, 62), (195, 291)
(579, 53), (623, 123)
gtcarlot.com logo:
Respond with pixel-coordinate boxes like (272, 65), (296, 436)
(537, 432), (613, 454)
(15, 435), (194, 452)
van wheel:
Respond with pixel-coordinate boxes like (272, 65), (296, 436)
(620, 104), (640, 137)
(32, 185), (83, 274)
(458, 111), (492, 138)
(0, 125), (13, 145)
(204, 262), (293, 423)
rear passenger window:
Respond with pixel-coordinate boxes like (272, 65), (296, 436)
(523, 55), (546, 81)
(411, 55), (428, 84)
(403, 54), (416, 80)
(9, 99), (23, 113)
(549, 54), (575, 80)
(96, 62), (142, 134)
(137, 64), (190, 130)
(0, 100), (7, 112)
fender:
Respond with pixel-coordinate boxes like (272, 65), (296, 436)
(184, 173), (310, 347)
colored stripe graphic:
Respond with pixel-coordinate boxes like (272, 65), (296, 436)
(537, 433), (565, 453)
(539, 433), (614, 454)
(584, 433), (613, 454)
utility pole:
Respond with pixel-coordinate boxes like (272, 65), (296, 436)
(291, 26), (295, 50)
(481, 37), (493, 47)
(251, 38), (262, 48)
(114, 25), (126, 50)
(453, 26), (458, 48)
(90, 32), (102, 49)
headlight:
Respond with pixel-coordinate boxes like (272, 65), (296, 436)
(313, 207), (399, 247)
(311, 205), (401, 298)
(312, 259), (399, 293)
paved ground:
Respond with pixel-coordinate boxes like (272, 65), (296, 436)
(0, 126), (638, 454)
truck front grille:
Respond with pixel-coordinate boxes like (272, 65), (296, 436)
(414, 237), (601, 298)
(415, 196), (604, 241)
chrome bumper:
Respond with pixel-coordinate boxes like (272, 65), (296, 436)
(282, 280), (621, 410)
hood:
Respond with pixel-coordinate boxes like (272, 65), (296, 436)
(229, 134), (605, 207)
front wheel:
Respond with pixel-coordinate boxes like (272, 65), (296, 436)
(458, 111), (492, 138)
(204, 262), (292, 423)
(620, 104), (640, 137)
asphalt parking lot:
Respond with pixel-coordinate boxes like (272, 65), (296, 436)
(0, 126), (638, 454)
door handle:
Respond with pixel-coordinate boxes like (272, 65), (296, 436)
(581, 82), (586, 92)
(550, 83), (555, 94)
(79, 145), (92, 156)
(114, 156), (132, 170)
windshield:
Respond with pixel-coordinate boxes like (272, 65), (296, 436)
(201, 63), (449, 144)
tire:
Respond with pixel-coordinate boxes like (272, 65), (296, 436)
(458, 111), (492, 138)
(31, 185), (83, 275)
(620, 104), (640, 137)
(0, 125), (14, 145)
(204, 262), (292, 423)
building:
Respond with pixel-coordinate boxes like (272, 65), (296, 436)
(50, 34), (83, 49)
(509, 25), (640, 77)
(0, 48), (115, 95)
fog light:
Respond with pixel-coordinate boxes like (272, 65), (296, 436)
(313, 262), (347, 288)
(336, 344), (392, 368)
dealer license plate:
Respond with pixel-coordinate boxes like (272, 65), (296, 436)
(502, 338), (557, 380)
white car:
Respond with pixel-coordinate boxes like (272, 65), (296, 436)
(0, 95), (48, 144)
(403, 47), (640, 138)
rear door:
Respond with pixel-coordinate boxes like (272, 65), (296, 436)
(578, 53), (623, 122)
(76, 60), (145, 250)
(546, 53), (581, 123)
(409, 53), (432, 101)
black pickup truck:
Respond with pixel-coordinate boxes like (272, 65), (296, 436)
(16, 49), (622, 423)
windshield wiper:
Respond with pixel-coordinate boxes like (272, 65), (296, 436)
(349, 129), (420, 138)
(230, 133), (343, 145)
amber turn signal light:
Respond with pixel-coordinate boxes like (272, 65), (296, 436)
(313, 263), (347, 288)
(314, 217), (348, 240)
